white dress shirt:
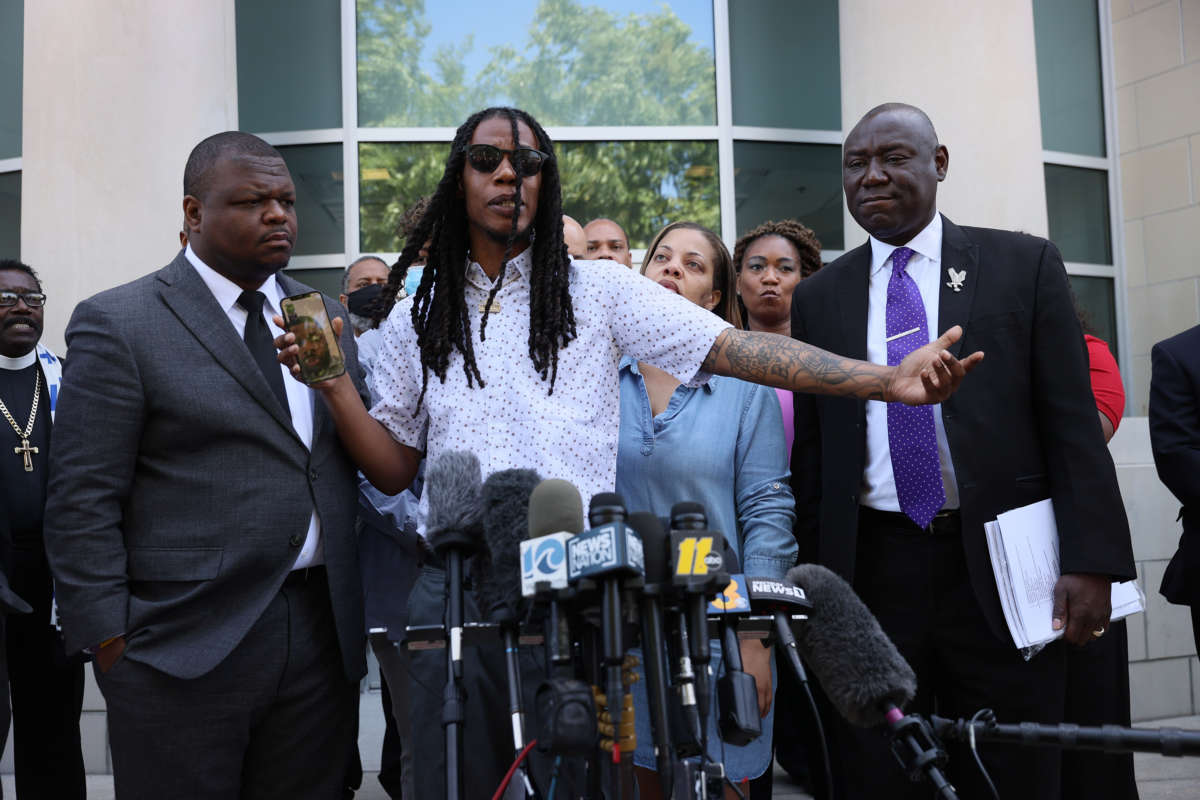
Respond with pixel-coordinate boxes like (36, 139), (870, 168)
(861, 214), (961, 511)
(185, 245), (323, 568)
(370, 249), (732, 534)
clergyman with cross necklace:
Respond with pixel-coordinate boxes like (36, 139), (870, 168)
(0, 258), (86, 795)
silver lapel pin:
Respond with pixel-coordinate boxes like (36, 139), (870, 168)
(946, 267), (967, 293)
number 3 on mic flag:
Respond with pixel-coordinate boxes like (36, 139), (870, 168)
(675, 535), (720, 576)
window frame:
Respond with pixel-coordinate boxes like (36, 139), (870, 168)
(252, 0), (845, 268)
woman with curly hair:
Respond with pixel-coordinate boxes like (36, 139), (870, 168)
(733, 219), (823, 338)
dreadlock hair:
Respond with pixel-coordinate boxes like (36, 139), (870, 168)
(640, 221), (744, 329)
(731, 219), (823, 330)
(375, 107), (576, 414)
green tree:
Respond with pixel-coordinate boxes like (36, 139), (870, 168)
(355, 0), (721, 249)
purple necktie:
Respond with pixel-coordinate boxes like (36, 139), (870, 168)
(885, 247), (945, 528)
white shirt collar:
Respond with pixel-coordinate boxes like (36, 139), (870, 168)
(185, 244), (283, 314)
(465, 246), (533, 291)
(0, 351), (36, 370)
(869, 213), (943, 276)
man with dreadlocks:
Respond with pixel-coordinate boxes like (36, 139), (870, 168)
(276, 106), (982, 796)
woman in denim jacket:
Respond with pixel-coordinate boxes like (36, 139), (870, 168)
(616, 221), (797, 799)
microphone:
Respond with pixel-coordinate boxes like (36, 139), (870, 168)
(626, 512), (675, 791)
(713, 574), (763, 747)
(668, 502), (728, 734)
(476, 468), (542, 766)
(524, 479), (584, 672)
(744, 575), (815, 691)
(425, 450), (485, 682)
(785, 563), (916, 727)
(569, 492), (644, 755)
(423, 450), (484, 800)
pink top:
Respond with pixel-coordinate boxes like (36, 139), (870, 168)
(775, 387), (794, 459)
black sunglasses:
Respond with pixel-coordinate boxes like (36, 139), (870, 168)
(0, 291), (46, 308)
(464, 144), (551, 178)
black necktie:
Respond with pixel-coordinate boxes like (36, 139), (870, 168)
(237, 290), (291, 415)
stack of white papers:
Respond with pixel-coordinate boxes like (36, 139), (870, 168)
(985, 498), (1144, 651)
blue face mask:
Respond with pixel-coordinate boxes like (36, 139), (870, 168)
(404, 266), (424, 297)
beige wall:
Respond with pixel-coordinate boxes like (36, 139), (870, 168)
(21, 0), (239, 355)
(837, 0), (1050, 248)
(1113, 0), (1200, 412)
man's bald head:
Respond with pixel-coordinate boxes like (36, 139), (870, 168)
(562, 215), (586, 259)
(850, 103), (940, 156)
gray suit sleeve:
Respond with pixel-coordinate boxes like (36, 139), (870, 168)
(45, 297), (142, 654)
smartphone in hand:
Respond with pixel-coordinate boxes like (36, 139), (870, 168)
(280, 292), (347, 384)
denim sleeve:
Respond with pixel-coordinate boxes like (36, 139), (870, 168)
(733, 383), (798, 580)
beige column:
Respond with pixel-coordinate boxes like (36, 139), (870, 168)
(21, 1), (238, 353)
(837, 0), (1049, 247)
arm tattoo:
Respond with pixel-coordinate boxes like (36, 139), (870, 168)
(702, 329), (890, 401)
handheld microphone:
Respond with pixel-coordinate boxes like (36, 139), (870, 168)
(669, 502), (728, 733)
(425, 450), (485, 682)
(570, 492), (644, 755)
(784, 563), (916, 728)
(711, 573), (763, 747)
(477, 468), (541, 766)
(744, 576), (815, 690)
(525, 479), (584, 672)
(424, 450), (484, 800)
(626, 512), (675, 792)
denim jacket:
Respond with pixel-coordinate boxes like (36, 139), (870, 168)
(615, 357), (797, 579)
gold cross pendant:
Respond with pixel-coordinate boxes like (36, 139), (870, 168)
(14, 438), (37, 472)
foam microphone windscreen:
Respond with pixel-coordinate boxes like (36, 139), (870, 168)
(425, 450), (484, 555)
(785, 563), (918, 727)
(477, 468), (542, 623)
(527, 479), (585, 539)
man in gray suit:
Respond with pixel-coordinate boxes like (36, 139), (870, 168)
(44, 131), (367, 799)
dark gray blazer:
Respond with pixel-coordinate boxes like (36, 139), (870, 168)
(45, 251), (367, 681)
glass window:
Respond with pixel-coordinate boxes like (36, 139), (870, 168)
(358, 142), (451, 253)
(0, 171), (18, 258)
(1068, 275), (1118, 359)
(1032, 0), (1105, 157)
(733, 141), (843, 251)
(356, 0), (716, 127)
(1044, 164), (1111, 265)
(359, 140), (720, 253)
(284, 267), (348, 300)
(728, 0), (839, 131)
(236, 0), (342, 133)
(0, 0), (22, 159)
(278, 144), (345, 256)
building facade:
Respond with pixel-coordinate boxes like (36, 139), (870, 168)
(1, 0), (1198, 772)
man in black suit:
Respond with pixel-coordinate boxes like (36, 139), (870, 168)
(790, 103), (1135, 799)
(0, 260), (85, 798)
(1150, 323), (1200, 655)
(45, 132), (367, 799)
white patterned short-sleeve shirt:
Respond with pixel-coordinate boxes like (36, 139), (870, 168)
(369, 250), (731, 532)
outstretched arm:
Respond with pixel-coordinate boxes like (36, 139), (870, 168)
(701, 325), (983, 405)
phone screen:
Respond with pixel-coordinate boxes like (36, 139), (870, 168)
(280, 291), (347, 385)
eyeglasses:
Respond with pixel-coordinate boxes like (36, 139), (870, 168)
(464, 144), (551, 178)
(0, 291), (46, 308)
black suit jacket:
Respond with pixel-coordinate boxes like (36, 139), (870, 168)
(45, 252), (368, 681)
(1150, 324), (1200, 605)
(791, 216), (1136, 641)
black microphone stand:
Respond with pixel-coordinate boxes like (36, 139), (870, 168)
(441, 548), (467, 800)
(931, 710), (1200, 757)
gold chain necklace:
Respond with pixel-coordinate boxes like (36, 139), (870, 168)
(0, 369), (41, 472)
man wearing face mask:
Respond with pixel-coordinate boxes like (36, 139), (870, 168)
(341, 256), (391, 339)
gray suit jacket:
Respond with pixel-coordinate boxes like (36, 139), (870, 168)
(45, 251), (367, 681)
